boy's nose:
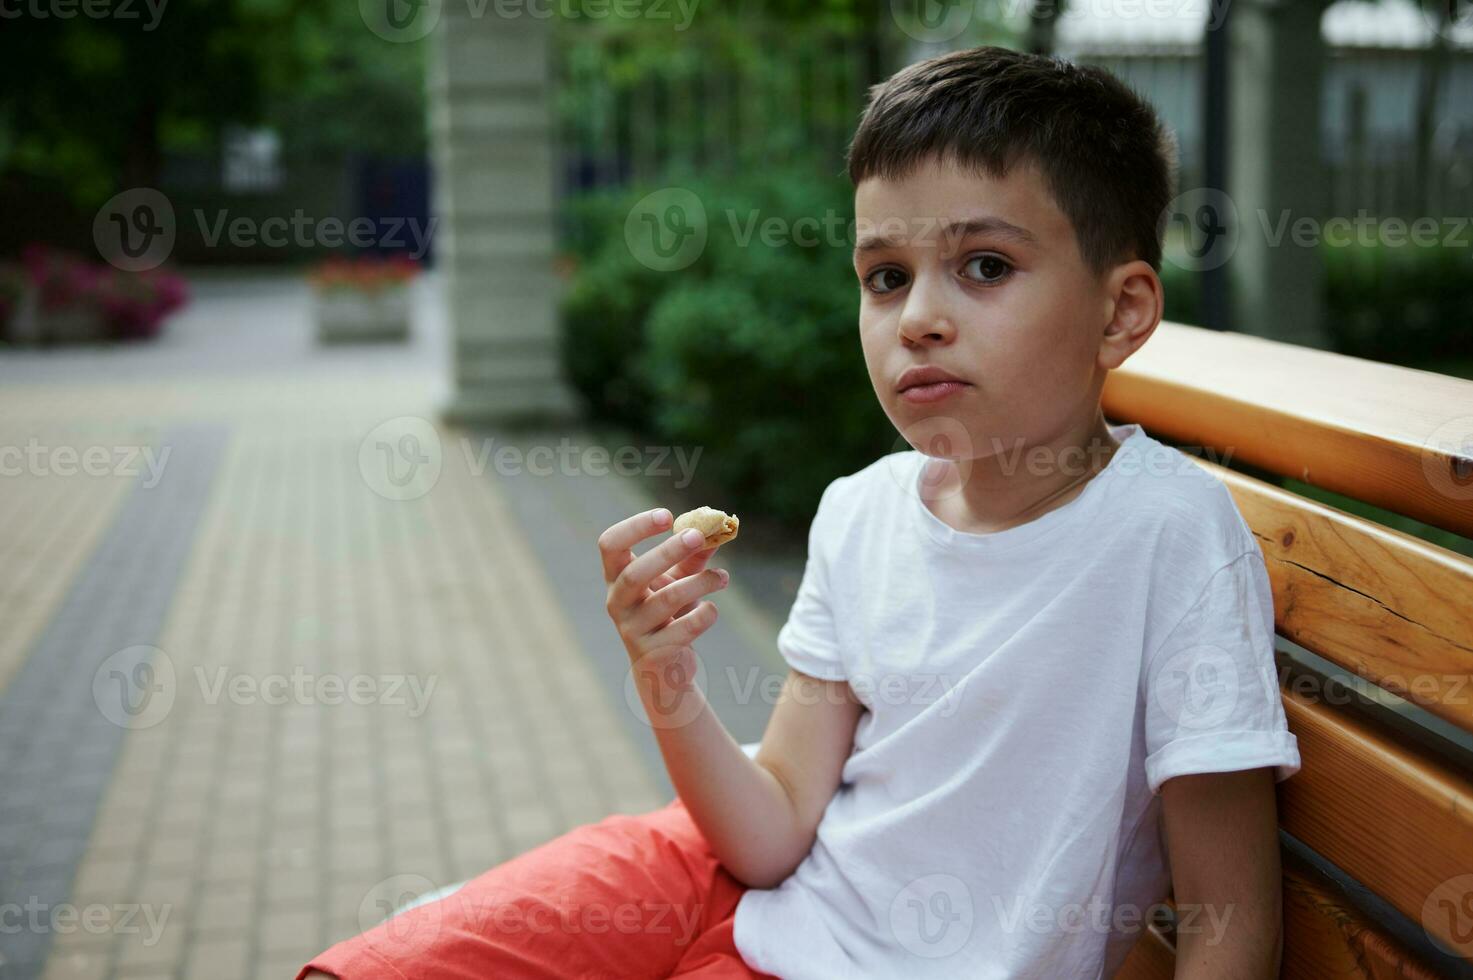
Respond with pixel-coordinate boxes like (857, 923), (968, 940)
(897, 281), (957, 347)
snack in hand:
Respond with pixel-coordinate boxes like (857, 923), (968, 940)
(671, 506), (740, 548)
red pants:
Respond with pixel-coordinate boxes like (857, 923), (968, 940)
(298, 795), (778, 980)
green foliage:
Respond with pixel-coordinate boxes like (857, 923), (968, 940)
(1159, 237), (1472, 367)
(0, 0), (424, 209)
(559, 168), (892, 526)
(1321, 236), (1473, 364)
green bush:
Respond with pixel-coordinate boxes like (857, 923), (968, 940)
(1158, 235), (1471, 366)
(558, 167), (892, 526)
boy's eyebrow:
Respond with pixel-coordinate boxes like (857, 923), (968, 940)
(852, 216), (1040, 256)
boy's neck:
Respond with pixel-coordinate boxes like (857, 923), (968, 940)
(919, 410), (1122, 536)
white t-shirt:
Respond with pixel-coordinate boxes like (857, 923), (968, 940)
(732, 420), (1301, 979)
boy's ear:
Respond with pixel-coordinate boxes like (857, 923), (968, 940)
(1099, 259), (1163, 369)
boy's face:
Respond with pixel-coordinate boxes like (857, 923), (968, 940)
(852, 154), (1114, 461)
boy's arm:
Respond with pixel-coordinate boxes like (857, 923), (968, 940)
(642, 667), (863, 889)
(1159, 767), (1284, 979)
(600, 508), (863, 890)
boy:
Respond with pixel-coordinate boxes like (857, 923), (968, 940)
(300, 45), (1300, 979)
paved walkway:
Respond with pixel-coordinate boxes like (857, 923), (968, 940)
(0, 272), (799, 980)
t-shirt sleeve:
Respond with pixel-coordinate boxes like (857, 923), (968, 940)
(774, 479), (847, 682)
(1141, 549), (1301, 796)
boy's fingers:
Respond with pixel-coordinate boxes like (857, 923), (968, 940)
(626, 568), (728, 639)
(597, 508), (672, 583)
(607, 526), (711, 613)
(669, 546), (717, 581)
(646, 600), (719, 652)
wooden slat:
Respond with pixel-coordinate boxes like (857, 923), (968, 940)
(1103, 321), (1473, 538)
(1111, 858), (1450, 980)
(1188, 455), (1473, 735)
(1277, 676), (1473, 957)
(1281, 853), (1448, 979)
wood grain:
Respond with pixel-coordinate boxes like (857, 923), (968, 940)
(1102, 321), (1473, 538)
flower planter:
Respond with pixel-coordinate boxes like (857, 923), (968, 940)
(313, 286), (412, 343)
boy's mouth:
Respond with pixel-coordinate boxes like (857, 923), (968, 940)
(898, 381), (971, 404)
(896, 365), (972, 403)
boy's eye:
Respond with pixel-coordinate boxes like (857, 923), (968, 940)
(863, 267), (909, 295)
(963, 254), (1011, 284)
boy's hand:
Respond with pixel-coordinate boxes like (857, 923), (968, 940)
(598, 508), (729, 675)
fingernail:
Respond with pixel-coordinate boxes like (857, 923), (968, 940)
(681, 529), (703, 547)
(654, 509), (671, 525)
(716, 569), (729, 585)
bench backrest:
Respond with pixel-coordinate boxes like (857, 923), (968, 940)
(1103, 321), (1473, 978)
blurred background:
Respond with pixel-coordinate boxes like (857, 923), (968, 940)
(0, 0), (1470, 978)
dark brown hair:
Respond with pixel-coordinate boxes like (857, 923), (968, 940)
(846, 45), (1179, 276)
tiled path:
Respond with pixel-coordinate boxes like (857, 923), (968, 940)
(0, 273), (796, 980)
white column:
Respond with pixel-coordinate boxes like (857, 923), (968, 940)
(429, 5), (579, 425)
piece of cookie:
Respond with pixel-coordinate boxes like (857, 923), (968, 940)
(672, 506), (740, 547)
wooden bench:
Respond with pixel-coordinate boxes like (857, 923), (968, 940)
(1102, 321), (1473, 977)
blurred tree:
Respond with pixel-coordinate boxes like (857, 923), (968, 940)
(0, 0), (424, 209)
(0, 0), (303, 206)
